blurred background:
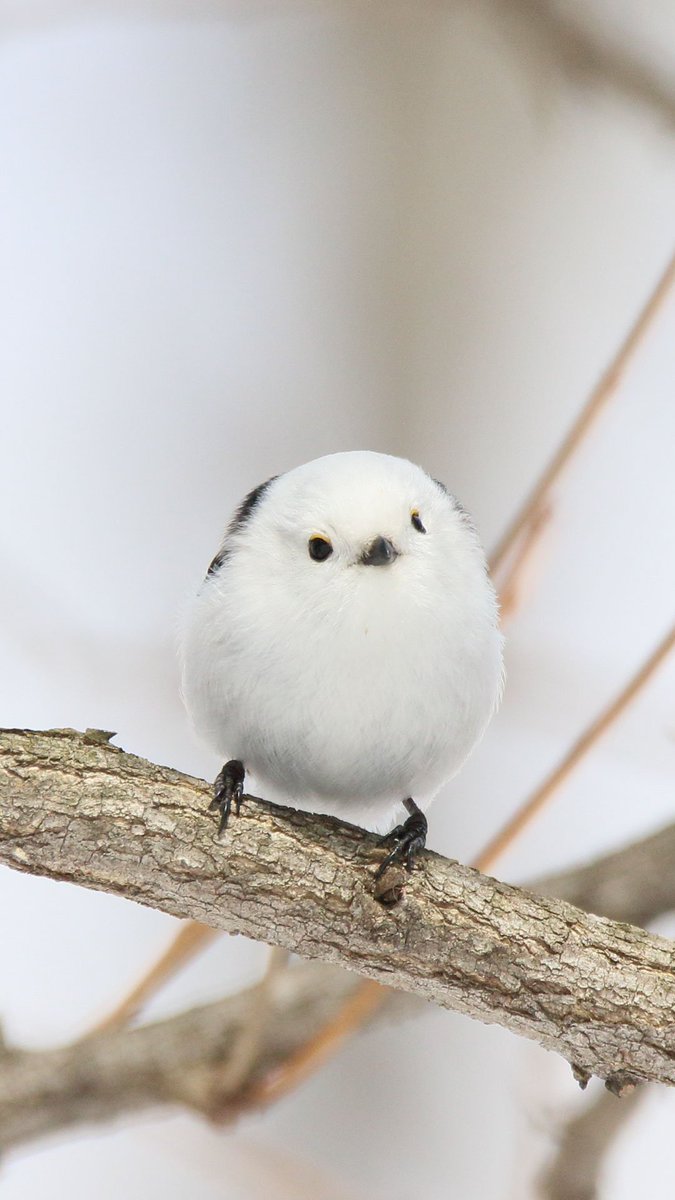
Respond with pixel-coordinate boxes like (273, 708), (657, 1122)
(1, 1), (675, 1196)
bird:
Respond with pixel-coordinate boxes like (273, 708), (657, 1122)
(180, 450), (503, 883)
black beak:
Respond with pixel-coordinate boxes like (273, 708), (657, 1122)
(361, 536), (398, 566)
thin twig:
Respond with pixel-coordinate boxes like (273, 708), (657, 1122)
(90, 921), (218, 1034)
(221, 977), (386, 1120)
(497, 501), (552, 620)
(473, 620), (675, 872)
(489, 251), (675, 579)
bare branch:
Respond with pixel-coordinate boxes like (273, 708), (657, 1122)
(3, 804), (675, 1154)
(223, 976), (387, 1120)
(538, 1085), (645, 1200)
(496, 500), (552, 621)
(248, 815), (675, 1124)
(489, 250), (675, 579)
(500, 0), (675, 130)
(212, 946), (289, 1099)
(534, 819), (675, 1200)
(91, 921), (218, 1033)
(533, 820), (675, 929)
(3, 728), (675, 1094)
(0, 961), (363, 1155)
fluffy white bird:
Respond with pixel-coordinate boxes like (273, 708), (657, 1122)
(181, 451), (503, 879)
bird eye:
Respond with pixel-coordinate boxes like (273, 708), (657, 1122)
(308, 535), (333, 562)
(411, 510), (426, 534)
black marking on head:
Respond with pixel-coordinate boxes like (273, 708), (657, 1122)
(433, 477), (475, 530)
(206, 547), (229, 578)
(229, 476), (279, 534)
(206, 475), (278, 579)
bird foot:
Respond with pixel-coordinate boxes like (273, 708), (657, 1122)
(375, 802), (428, 879)
(210, 760), (246, 836)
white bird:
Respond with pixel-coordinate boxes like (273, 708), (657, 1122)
(181, 451), (503, 881)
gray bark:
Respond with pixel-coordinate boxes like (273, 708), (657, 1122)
(3, 727), (675, 1095)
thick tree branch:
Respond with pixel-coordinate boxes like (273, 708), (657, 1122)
(0, 961), (362, 1154)
(3, 778), (675, 1155)
(3, 728), (675, 1094)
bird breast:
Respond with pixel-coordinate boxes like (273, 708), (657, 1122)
(182, 555), (501, 824)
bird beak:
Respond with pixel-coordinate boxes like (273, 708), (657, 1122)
(361, 536), (398, 566)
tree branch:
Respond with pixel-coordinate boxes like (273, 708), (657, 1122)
(3, 728), (675, 1093)
(0, 961), (362, 1154)
(532, 821), (675, 929)
(538, 1084), (645, 1200)
(500, 0), (675, 130)
(3, 776), (675, 1155)
(488, 250), (675, 578)
(473, 621), (675, 871)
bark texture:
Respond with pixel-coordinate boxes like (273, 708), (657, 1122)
(3, 728), (675, 1092)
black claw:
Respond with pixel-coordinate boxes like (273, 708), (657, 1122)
(375, 800), (428, 880)
(211, 760), (245, 836)
(377, 823), (406, 846)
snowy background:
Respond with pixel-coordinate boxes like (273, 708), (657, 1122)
(1, 2), (675, 1196)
